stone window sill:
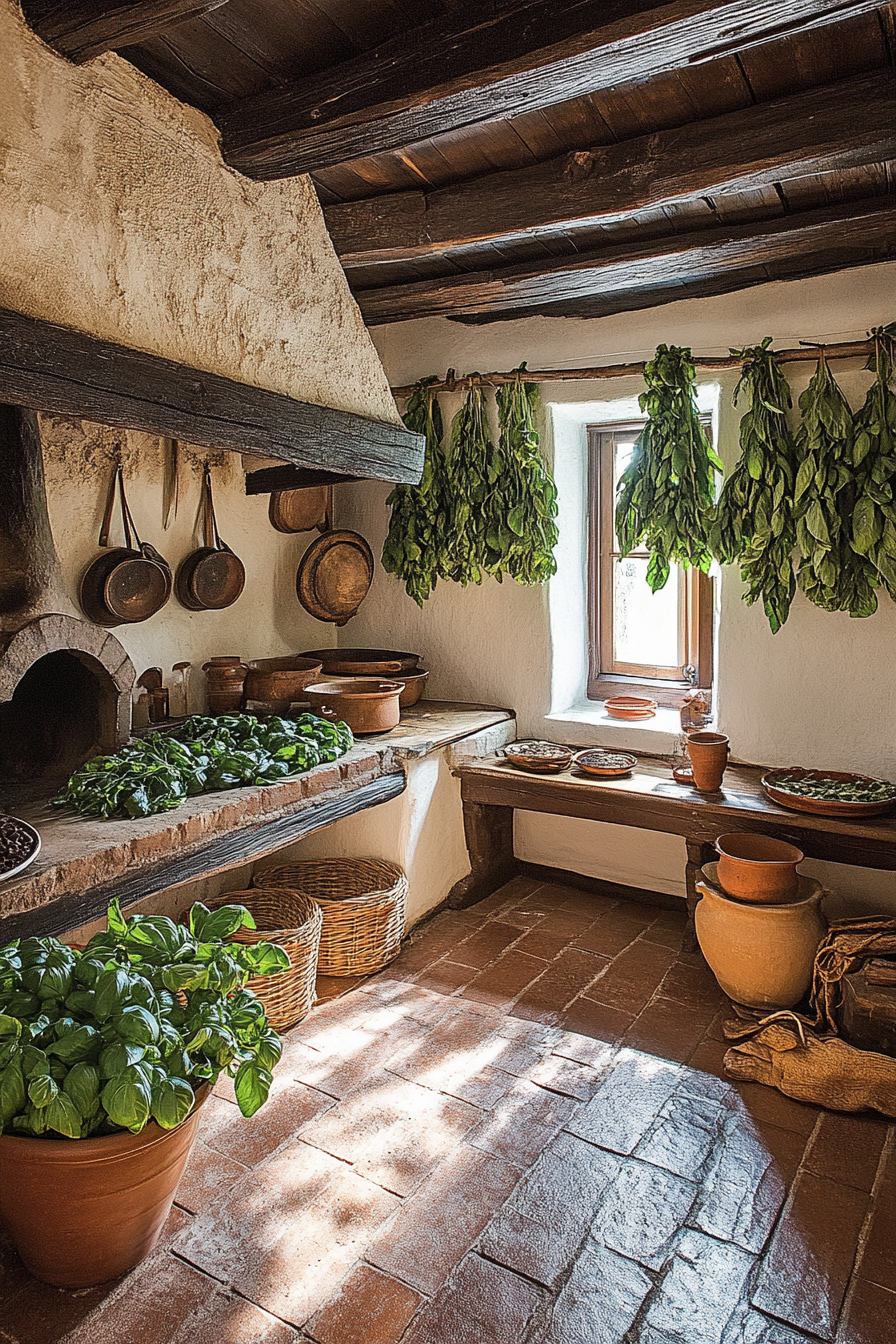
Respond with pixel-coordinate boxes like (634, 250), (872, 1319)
(544, 701), (680, 754)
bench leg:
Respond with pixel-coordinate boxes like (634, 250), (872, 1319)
(684, 838), (714, 954)
(448, 801), (517, 909)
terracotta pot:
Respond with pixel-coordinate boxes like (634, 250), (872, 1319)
(715, 832), (804, 904)
(304, 679), (403, 734)
(244, 656), (323, 710)
(0, 1087), (208, 1288)
(695, 863), (826, 1010)
(687, 731), (729, 791)
(203, 658), (247, 713)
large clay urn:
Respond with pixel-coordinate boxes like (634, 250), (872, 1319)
(0, 1087), (207, 1287)
(695, 863), (826, 1010)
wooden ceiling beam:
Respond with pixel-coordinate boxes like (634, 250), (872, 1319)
(354, 195), (896, 323)
(0, 309), (424, 483)
(21, 0), (230, 63)
(214, 0), (882, 179)
(326, 71), (896, 265)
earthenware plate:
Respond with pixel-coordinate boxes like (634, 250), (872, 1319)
(502, 741), (574, 773)
(572, 749), (638, 778)
(761, 767), (896, 817)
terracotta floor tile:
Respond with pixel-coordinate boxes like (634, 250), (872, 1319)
(854, 1142), (896, 1291)
(635, 1090), (725, 1181)
(403, 1253), (543, 1344)
(174, 1140), (250, 1214)
(57, 1253), (219, 1344)
(690, 1112), (805, 1254)
(0, 1266), (121, 1344)
(525, 1052), (610, 1101)
(561, 995), (636, 1042)
(573, 907), (655, 957)
(586, 939), (678, 1015)
(658, 959), (728, 1010)
(480, 1132), (619, 1286)
(511, 926), (576, 961)
(641, 1228), (756, 1344)
(544, 1242), (651, 1344)
(555, 888), (620, 917)
(733, 1080), (821, 1137)
(564, 1049), (681, 1156)
(461, 948), (549, 1009)
(752, 1171), (870, 1340)
(315, 974), (365, 1003)
(366, 1144), (521, 1294)
(305, 1264), (424, 1344)
(591, 1157), (697, 1271)
(837, 1277), (896, 1344)
(803, 1112), (888, 1192)
(175, 1144), (400, 1327)
(687, 1033), (733, 1080)
(411, 958), (478, 995)
(203, 1077), (335, 1167)
(383, 1008), (499, 1091)
(510, 948), (611, 1024)
(283, 1012), (430, 1099)
(466, 1078), (581, 1169)
(299, 1071), (480, 1195)
(452, 921), (522, 968)
(623, 994), (721, 1063)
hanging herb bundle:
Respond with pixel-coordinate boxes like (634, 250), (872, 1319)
(488, 367), (559, 584)
(794, 354), (876, 616)
(615, 344), (722, 592)
(442, 377), (496, 586)
(850, 323), (896, 602)
(382, 377), (449, 606)
(710, 338), (799, 633)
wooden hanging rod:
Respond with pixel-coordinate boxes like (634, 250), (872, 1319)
(389, 339), (875, 399)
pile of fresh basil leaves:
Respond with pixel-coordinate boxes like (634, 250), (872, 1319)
(53, 713), (354, 820)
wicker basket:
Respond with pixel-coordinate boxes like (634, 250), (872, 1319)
(204, 888), (322, 1031)
(252, 859), (408, 976)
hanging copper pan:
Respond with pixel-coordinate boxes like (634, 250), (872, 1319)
(175, 467), (246, 611)
(296, 530), (373, 627)
(269, 485), (332, 534)
(80, 468), (172, 627)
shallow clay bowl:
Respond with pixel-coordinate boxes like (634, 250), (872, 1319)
(304, 679), (404, 735)
(244, 656), (323, 706)
(605, 696), (657, 721)
(572, 750), (637, 778)
(761, 768), (896, 818)
(502, 741), (573, 773)
(715, 832), (804, 904)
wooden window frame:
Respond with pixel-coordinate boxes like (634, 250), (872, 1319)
(586, 421), (714, 708)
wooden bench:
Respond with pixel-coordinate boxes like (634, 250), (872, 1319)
(452, 754), (896, 949)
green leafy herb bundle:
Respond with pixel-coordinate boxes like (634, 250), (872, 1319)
(711, 338), (798, 633)
(0, 898), (289, 1138)
(382, 377), (449, 606)
(850, 324), (896, 602)
(54, 713), (353, 820)
(793, 354), (876, 616)
(442, 377), (497, 586)
(615, 344), (722, 591)
(489, 368), (559, 584)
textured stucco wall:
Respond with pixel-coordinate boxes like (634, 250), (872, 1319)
(0, 0), (399, 425)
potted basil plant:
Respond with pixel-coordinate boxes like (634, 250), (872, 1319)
(0, 898), (290, 1288)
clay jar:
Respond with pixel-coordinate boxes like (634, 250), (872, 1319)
(695, 863), (826, 1010)
(203, 656), (247, 713)
(687, 731), (729, 792)
(715, 832), (804, 904)
(0, 1087), (208, 1287)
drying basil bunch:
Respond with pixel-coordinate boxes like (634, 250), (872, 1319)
(711, 338), (798, 633)
(382, 377), (450, 606)
(616, 344), (722, 591)
(490, 368), (559, 585)
(850, 324), (896, 602)
(794, 355), (877, 616)
(443, 377), (497, 586)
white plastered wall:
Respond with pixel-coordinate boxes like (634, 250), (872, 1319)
(335, 265), (896, 919)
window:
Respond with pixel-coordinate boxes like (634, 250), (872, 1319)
(587, 421), (714, 707)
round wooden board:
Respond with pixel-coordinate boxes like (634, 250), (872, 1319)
(269, 486), (330, 533)
(296, 530), (374, 626)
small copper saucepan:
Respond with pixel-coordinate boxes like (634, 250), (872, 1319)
(80, 467), (172, 628)
(176, 466), (246, 611)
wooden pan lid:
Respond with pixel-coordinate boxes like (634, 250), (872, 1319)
(296, 531), (373, 626)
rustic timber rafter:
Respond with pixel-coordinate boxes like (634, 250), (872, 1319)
(354, 195), (896, 324)
(214, 0), (883, 179)
(0, 310), (424, 484)
(20, 0), (230, 62)
(326, 71), (896, 265)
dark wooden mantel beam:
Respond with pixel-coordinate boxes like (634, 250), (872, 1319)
(21, 0), (230, 63)
(214, 0), (883, 179)
(355, 195), (896, 324)
(0, 310), (424, 483)
(326, 71), (896, 265)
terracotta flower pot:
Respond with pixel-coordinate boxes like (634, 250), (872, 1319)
(687, 731), (729, 792)
(0, 1087), (208, 1288)
(695, 863), (826, 1010)
(715, 832), (804, 904)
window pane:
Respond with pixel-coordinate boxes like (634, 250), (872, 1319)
(612, 438), (639, 552)
(613, 556), (681, 669)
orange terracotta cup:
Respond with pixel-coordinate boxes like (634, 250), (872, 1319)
(687, 731), (729, 792)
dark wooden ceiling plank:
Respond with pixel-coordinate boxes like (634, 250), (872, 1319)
(213, 0), (885, 178)
(201, 0), (353, 79)
(0, 309), (424, 482)
(736, 10), (886, 97)
(128, 26), (280, 108)
(354, 194), (896, 322)
(21, 0), (230, 62)
(671, 53), (756, 116)
(326, 70), (896, 264)
(708, 182), (786, 223)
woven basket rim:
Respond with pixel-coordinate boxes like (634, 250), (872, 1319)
(204, 887), (322, 941)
